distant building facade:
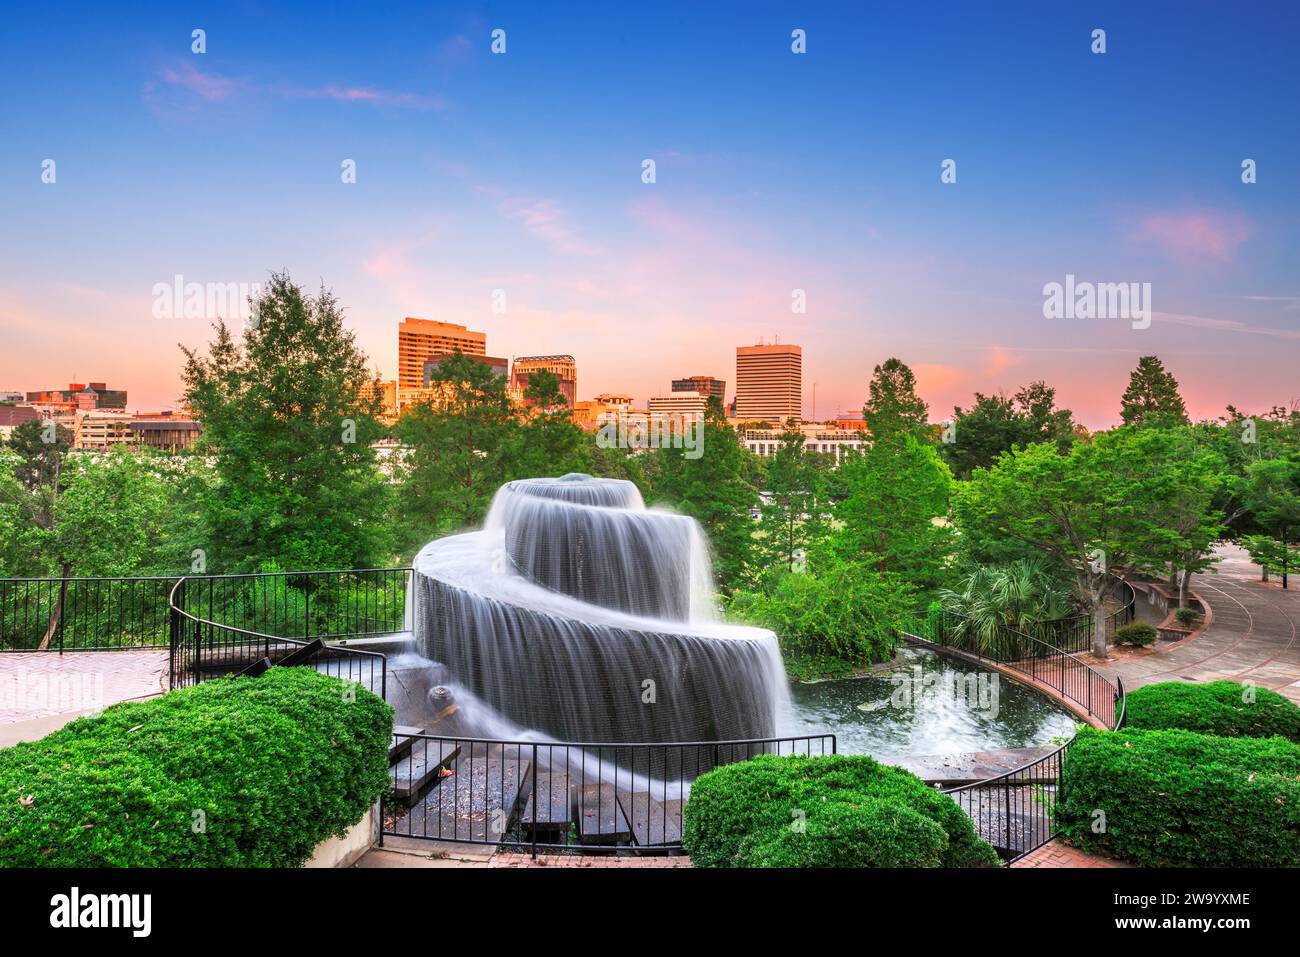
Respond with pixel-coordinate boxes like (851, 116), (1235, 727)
(671, 375), (725, 403)
(0, 406), (39, 441)
(735, 344), (801, 423)
(397, 318), (487, 411)
(741, 421), (866, 466)
(511, 355), (577, 408)
(26, 382), (127, 412)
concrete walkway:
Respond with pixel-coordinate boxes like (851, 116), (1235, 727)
(1095, 544), (1300, 704)
(0, 650), (167, 729)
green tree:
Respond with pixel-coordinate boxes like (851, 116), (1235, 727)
(180, 273), (392, 571)
(954, 429), (1212, 657)
(1242, 455), (1300, 588)
(938, 559), (1074, 657)
(942, 381), (1076, 479)
(395, 351), (518, 546)
(651, 396), (760, 593)
(829, 435), (954, 593)
(863, 358), (930, 444)
(507, 369), (590, 479)
(1120, 355), (1189, 427)
(755, 420), (829, 577)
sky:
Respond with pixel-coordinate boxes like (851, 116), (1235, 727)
(1, 1), (1297, 428)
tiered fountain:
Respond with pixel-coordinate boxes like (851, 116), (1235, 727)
(409, 474), (787, 743)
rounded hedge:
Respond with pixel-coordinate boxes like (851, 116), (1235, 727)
(1125, 680), (1300, 742)
(1114, 622), (1157, 646)
(1057, 726), (1300, 867)
(0, 667), (393, 867)
(682, 753), (1000, 868)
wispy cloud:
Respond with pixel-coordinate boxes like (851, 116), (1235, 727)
(1153, 310), (1300, 340)
(149, 62), (446, 111)
(491, 194), (600, 255)
(1131, 209), (1252, 262)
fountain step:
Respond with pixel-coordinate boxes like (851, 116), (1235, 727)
(389, 741), (461, 808)
(388, 726), (427, 765)
(574, 784), (633, 845)
(619, 792), (684, 847)
(520, 769), (574, 841)
(389, 744), (533, 843)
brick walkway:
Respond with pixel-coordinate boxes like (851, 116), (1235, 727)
(0, 650), (167, 723)
(1012, 839), (1130, 868)
(1093, 544), (1300, 704)
(489, 852), (691, 867)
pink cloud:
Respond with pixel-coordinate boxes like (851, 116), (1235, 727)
(1132, 209), (1252, 262)
(496, 196), (600, 255)
(982, 345), (1023, 376)
(157, 62), (243, 101)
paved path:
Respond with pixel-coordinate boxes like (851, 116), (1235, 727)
(0, 650), (167, 724)
(1095, 544), (1300, 704)
(1012, 840), (1129, 869)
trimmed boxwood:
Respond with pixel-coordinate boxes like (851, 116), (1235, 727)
(682, 753), (1000, 868)
(1125, 680), (1300, 742)
(1057, 726), (1300, 867)
(0, 667), (393, 867)
(1114, 622), (1157, 646)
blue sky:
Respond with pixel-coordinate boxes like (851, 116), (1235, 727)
(2, 1), (1297, 425)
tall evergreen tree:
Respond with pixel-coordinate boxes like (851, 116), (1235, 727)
(180, 273), (392, 571)
(863, 358), (930, 444)
(1120, 355), (1189, 427)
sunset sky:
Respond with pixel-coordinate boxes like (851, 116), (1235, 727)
(2, 1), (1297, 427)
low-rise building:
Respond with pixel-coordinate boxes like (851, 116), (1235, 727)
(741, 421), (867, 465)
(0, 405), (39, 441)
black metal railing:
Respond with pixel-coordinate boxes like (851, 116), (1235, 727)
(1019, 577), (1137, 655)
(166, 571), (408, 695)
(382, 732), (837, 852)
(898, 609), (1125, 862)
(0, 576), (180, 651)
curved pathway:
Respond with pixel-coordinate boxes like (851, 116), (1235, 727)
(1096, 544), (1300, 704)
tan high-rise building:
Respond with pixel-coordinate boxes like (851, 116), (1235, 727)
(735, 343), (802, 422)
(397, 318), (486, 408)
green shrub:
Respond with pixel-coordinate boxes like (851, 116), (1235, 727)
(0, 668), (393, 867)
(1173, 607), (1199, 628)
(1114, 622), (1157, 646)
(736, 799), (948, 867)
(682, 753), (1000, 868)
(1057, 727), (1300, 867)
(1125, 680), (1300, 742)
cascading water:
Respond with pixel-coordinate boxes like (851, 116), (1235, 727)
(411, 473), (788, 744)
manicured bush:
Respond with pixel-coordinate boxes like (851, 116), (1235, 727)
(1114, 622), (1157, 646)
(736, 799), (948, 868)
(1173, 607), (1200, 627)
(682, 753), (1000, 868)
(1125, 680), (1300, 742)
(1057, 727), (1300, 867)
(0, 667), (393, 867)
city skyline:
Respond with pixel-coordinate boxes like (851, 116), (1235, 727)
(2, 2), (1297, 426)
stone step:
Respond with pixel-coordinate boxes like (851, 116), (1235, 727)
(390, 743), (532, 843)
(520, 769), (574, 841)
(619, 792), (684, 847)
(388, 726), (427, 765)
(574, 783), (632, 845)
(389, 740), (461, 808)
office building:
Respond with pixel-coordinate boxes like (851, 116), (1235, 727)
(511, 355), (577, 409)
(735, 344), (801, 423)
(671, 375), (725, 403)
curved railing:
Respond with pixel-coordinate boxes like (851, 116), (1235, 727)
(166, 570), (409, 696)
(898, 608), (1126, 861)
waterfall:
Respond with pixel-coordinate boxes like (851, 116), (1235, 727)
(412, 473), (788, 744)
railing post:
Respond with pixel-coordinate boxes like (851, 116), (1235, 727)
(531, 742), (539, 859)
